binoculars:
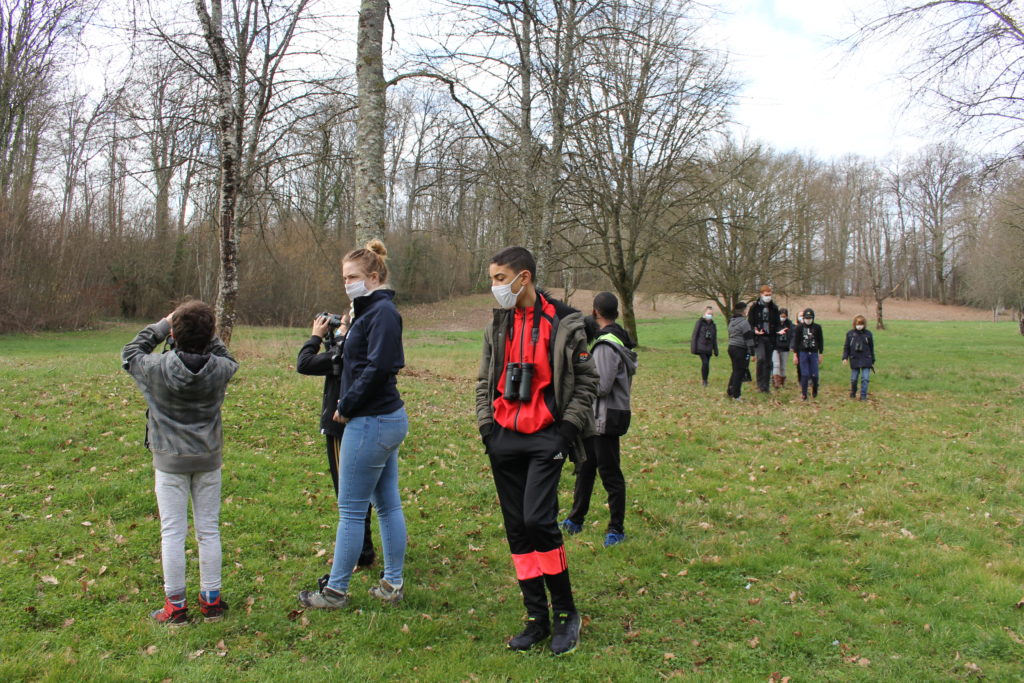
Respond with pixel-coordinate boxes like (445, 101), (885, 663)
(503, 362), (534, 402)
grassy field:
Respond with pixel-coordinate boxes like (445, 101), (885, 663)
(1, 316), (1023, 681)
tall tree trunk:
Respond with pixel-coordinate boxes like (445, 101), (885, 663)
(354, 0), (387, 245)
(196, 0), (239, 345)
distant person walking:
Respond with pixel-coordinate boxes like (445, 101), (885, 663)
(562, 292), (638, 548)
(690, 306), (718, 387)
(842, 315), (875, 400)
(727, 302), (755, 401)
(748, 285), (780, 393)
(791, 308), (824, 401)
(772, 308), (792, 389)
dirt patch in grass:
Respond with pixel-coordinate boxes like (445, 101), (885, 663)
(399, 290), (1003, 332)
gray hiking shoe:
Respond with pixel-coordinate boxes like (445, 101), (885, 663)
(298, 584), (349, 609)
(368, 578), (404, 604)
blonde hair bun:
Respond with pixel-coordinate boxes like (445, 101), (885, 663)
(365, 239), (388, 260)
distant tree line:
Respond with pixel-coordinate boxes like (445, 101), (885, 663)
(1, 0), (1022, 339)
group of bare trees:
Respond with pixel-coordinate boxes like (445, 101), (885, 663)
(1, 0), (1022, 338)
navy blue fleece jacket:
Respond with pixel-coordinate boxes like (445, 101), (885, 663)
(337, 288), (404, 418)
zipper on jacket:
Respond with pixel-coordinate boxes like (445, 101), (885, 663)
(512, 307), (526, 432)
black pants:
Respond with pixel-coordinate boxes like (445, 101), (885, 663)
(488, 425), (575, 617)
(567, 435), (625, 534)
(327, 436), (374, 557)
(727, 346), (748, 398)
(754, 339), (773, 392)
(697, 353), (712, 383)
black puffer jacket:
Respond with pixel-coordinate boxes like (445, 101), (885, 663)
(842, 328), (875, 369)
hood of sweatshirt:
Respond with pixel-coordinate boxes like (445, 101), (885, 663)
(160, 350), (223, 398)
(595, 323), (639, 376)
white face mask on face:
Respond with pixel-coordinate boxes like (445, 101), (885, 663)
(491, 272), (524, 309)
(762, 295), (772, 303)
(855, 324), (865, 331)
(345, 280), (370, 300)
(704, 313), (713, 320)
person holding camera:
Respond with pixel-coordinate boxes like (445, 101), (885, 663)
(748, 284), (780, 394)
(791, 308), (824, 401)
(772, 308), (792, 389)
(690, 306), (718, 387)
(727, 301), (755, 400)
(562, 292), (637, 548)
(476, 246), (598, 655)
(299, 240), (408, 610)
(296, 313), (376, 569)
(842, 314), (875, 400)
(121, 300), (238, 625)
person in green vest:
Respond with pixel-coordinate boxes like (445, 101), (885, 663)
(562, 292), (638, 547)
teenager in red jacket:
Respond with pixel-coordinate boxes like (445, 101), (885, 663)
(476, 247), (598, 655)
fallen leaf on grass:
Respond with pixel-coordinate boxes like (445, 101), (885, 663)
(98, 565), (107, 576)
(663, 652), (676, 660)
(188, 650), (205, 660)
(748, 637), (760, 649)
(748, 598), (762, 605)
(62, 618), (74, 628)
(1005, 627), (1024, 645)
(899, 528), (915, 539)
(924, 623), (932, 632)
(287, 609), (304, 621)
(1015, 596), (1024, 609)
(963, 662), (982, 676)
(114, 535), (127, 545)
(143, 645), (157, 656)
(401, 624), (410, 633)
(244, 596), (255, 615)
(314, 549), (326, 558)
(216, 639), (228, 653)
(40, 575), (59, 585)
(81, 521), (92, 527)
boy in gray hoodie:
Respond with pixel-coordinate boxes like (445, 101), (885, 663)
(562, 292), (638, 548)
(122, 300), (239, 625)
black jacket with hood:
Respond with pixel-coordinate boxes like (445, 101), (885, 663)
(690, 316), (719, 356)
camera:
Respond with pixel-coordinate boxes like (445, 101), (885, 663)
(503, 362), (534, 402)
(318, 312), (343, 331)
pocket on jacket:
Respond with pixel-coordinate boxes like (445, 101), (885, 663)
(604, 409), (631, 437)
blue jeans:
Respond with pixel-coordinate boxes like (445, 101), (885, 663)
(851, 367), (871, 398)
(327, 407), (408, 592)
(798, 352), (820, 397)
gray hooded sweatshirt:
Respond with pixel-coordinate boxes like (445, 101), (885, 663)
(591, 324), (639, 436)
(122, 320), (239, 473)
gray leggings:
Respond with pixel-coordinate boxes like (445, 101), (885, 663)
(154, 468), (222, 596)
(771, 349), (788, 377)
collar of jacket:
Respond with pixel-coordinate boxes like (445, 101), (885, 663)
(594, 332), (624, 348)
(353, 288), (395, 317)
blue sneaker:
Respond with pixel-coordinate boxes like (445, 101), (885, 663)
(603, 532), (626, 547)
(561, 519), (582, 535)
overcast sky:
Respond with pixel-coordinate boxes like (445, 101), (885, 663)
(701, 0), (943, 160)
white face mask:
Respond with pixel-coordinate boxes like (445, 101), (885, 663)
(855, 324), (865, 331)
(491, 272), (524, 309)
(704, 313), (713, 320)
(762, 295), (772, 303)
(780, 316), (787, 322)
(345, 280), (370, 300)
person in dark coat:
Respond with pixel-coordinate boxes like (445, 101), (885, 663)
(842, 314), (875, 400)
(690, 306), (718, 387)
(790, 308), (824, 401)
(747, 285), (780, 393)
(727, 302), (755, 400)
(296, 315), (376, 568)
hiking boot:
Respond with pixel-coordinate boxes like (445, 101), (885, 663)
(298, 584), (349, 609)
(507, 616), (550, 651)
(368, 578), (404, 604)
(150, 596), (187, 626)
(560, 519), (582, 535)
(550, 611), (581, 655)
(198, 595), (229, 622)
(603, 532), (626, 548)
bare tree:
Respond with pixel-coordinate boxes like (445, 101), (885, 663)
(670, 142), (797, 317)
(854, 1), (1024, 156)
(560, 0), (734, 341)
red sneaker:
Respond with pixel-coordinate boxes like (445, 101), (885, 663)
(150, 596), (187, 625)
(199, 595), (229, 622)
